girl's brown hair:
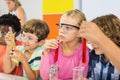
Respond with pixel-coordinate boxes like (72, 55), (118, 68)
(92, 14), (120, 47)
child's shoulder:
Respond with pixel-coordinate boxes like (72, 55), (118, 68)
(33, 46), (44, 55)
(89, 50), (99, 59)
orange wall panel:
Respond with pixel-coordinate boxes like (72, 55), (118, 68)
(43, 14), (62, 39)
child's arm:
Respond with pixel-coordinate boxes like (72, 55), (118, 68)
(40, 54), (52, 79)
(3, 32), (17, 73)
(21, 58), (40, 80)
(11, 48), (40, 80)
(40, 39), (58, 79)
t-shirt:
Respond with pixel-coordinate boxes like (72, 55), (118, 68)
(0, 40), (22, 73)
(40, 43), (89, 80)
(87, 50), (120, 80)
(15, 46), (43, 80)
(0, 45), (6, 72)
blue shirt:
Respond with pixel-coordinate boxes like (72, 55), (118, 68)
(87, 50), (120, 80)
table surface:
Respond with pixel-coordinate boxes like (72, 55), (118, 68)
(0, 73), (26, 80)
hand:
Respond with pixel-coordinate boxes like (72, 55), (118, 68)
(9, 48), (26, 62)
(43, 39), (59, 55)
(5, 32), (15, 46)
(79, 21), (106, 44)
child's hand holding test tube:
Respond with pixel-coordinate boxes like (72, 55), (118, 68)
(8, 27), (17, 56)
(9, 27), (20, 64)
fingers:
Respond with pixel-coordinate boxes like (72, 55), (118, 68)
(79, 21), (95, 38)
(56, 36), (62, 43)
(45, 39), (59, 49)
(5, 32), (15, 46)
(9, 48), (21, 59)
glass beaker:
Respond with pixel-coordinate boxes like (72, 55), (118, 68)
(73, 66), (84, 80)
(49, 64), (59, 80)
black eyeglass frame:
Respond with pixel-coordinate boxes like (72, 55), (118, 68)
(56, 23), (80, 30)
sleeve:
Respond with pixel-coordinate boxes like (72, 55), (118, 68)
(30, 47), (43, 70)
(31, 58), (41, 70)
(40, 52), (54, 80)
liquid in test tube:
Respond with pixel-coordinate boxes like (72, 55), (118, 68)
(9, 27), (16, 48)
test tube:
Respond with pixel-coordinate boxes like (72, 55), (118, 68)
(82, 38), (86, 64)
(9, 27), (16, 48)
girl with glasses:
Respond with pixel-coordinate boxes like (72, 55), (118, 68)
(40, 9), (89, 80)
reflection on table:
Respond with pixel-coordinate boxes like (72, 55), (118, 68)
(0, 73), (26, 80)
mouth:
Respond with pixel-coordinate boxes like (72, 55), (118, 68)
(58, 35), (65, 42)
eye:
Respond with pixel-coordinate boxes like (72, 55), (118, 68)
(22, 34), (25, 37)
(59, 24), (63, 28)
(28, 37), (34, 40)
(1, 32), (7, 36)
(64, 25), (72, 30)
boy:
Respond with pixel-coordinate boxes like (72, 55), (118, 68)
(3, 19), (50, 80)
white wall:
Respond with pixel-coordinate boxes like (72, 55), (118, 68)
(0, 0), (8, 16)
(81, 0), (120, 20)
(20, 0), (42, 20)
(74, 0), (82, 10)
(1, 0), (120, 21)
(0, 0), (42, 20)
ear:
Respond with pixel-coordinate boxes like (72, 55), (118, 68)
(37, 40), (45, 46)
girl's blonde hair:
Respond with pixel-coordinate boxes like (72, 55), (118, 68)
(63, 9), (86, 42)
(63, 9), (86, 27)
(92, 14), (120, 47)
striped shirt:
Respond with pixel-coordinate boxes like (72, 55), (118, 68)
(15, 46), (43, 80)
(87, 50), (120, 80)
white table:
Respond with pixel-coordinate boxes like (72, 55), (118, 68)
(0, 73), (26, 80)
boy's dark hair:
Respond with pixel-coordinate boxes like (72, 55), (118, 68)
(0, 13), (21, 33)
(22, 19), (50, 41)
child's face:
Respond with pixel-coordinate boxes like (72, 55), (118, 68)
(21, 32), (39, 50)
(58, 16), (80, 42)
(0, 26), (9, 45)
(91, 43), (103, 55)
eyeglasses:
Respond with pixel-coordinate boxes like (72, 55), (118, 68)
(21, 33), (38, 43)
(0, 31), (7, 37)
(56, 23), (80, 30)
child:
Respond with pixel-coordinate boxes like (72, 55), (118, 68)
(3, 19), (50, 80)
(0, 13), (22, 75)
(40, 9), (89, 80)
(87, 14), (120, 80)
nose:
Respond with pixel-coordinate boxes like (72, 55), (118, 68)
(59, 27), (66, 33)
